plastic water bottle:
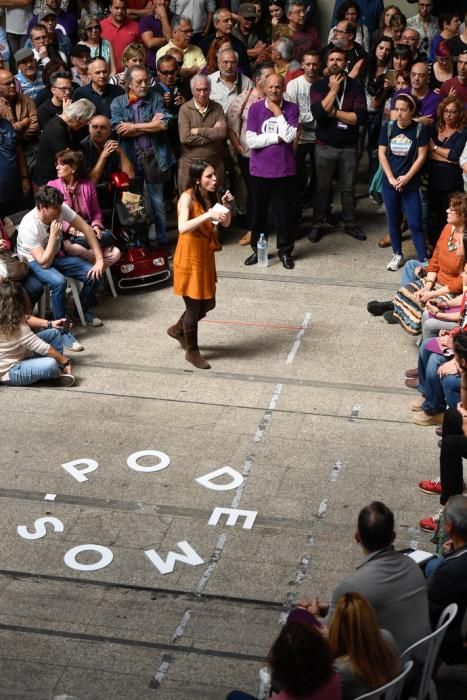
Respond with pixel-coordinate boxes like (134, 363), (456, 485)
(257, 233), (268, 267)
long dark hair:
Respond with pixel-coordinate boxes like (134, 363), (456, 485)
(188, 160), (217, 213)
(0, 281), (30, 337)
(367, 36), (394, 81)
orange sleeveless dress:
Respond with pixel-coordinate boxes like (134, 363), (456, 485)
(173, 190), (220, 300)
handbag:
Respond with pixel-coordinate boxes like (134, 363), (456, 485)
(0, 251), (28, 281)
(139, 147), (171, 184)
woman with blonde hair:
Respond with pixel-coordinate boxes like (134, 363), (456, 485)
(328, 592), (399, 699)
(109, 43), (156, 87)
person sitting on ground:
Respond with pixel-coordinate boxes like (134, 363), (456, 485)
(298, 501), (431, 657)
(47, 149), (121, 270)
(16, 185), (105, 343)
(328, 592), (399, 700)
(368, 192), (467, 336)
(0, 218), (44, 307)
(0, 280), (74, 387)
(226, 620), (342, 700)
(418, 332), (467, 532)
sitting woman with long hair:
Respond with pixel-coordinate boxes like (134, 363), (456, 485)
(226, 620), (342, 700)
(328, 592), (399, 700)
(47, 149), (120, 270)
(0, 280), (74, 387)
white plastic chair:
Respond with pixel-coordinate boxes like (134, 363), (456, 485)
(401, 603), (458, 700)
(354, 660), (413, 700)
(37, 278), (87, 326)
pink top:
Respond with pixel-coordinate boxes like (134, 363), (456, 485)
(47, 178), (103, 233)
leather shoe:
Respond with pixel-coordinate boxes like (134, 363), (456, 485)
(367, 300), (394, 316)
(244, 252), (258, 266)
(345, 226), (366, 241)
(405, 378), (419, 389)
(280, 255), (295, 270)
(308, 226), (322, 243)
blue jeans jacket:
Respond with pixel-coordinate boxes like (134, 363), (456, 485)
(110, 92), (176, 173)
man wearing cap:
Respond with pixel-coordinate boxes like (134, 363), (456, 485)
(28, 23), (66, 68)
(100, 0), (140, 73)
(232, 3), (268, 65)
(155, 15), (206, 79)
(70, 44), (91, 88)
(73, 58), (124, 119)
(35, 9), (72, 59)
(439, 50), (467, 107)
(14, 48), (45, 101)
(28, 0), (78, 42)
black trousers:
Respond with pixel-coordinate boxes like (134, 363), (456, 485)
(440, 408), (467, 505)
(250, 175), (295, 256)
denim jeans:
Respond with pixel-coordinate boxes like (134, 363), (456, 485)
(381, 185), (426, 260)
(6, 329), (63, 386)
(401, 259), (425, 287)
(22, 272), (44, 307)
(313, 144), (357, 227)
(28, 256), (98, 320)
(441, 372), (460, 410)
(417, 339), (450, 413)
(146, 181), (168, 245)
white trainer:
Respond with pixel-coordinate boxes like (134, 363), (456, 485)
(387, 254), (404, 271)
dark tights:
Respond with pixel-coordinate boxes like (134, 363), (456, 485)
(440, 408), (466, 505)
(183, 296), (216, 330)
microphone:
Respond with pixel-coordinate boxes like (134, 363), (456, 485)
(218, 186), (240, 216)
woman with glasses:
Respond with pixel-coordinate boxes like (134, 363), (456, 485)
(427, 96), (467, 248)
(429, 40), (454, 92)
(79, 15), (116, 75)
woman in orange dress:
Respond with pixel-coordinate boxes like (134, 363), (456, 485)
(168, 160), (232, 369)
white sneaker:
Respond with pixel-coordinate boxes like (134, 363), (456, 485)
(57, 373), (75, 387)
(387, 254), (404, 271)
(85, 315), (104, 328)
(63, 340), (84, 352)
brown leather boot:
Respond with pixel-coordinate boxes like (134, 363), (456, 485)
(167, 314), (186, 348)
(184, 327), (211, 369)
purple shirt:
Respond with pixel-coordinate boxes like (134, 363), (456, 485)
(391, 87), (441, 120)
(139, 14), (167, 68)
(247, 99), (299, 179)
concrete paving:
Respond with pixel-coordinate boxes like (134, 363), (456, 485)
(1, 185), (466, 699)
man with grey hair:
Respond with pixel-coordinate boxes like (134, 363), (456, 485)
(155, 15), (207, 79)
(208, 47), (253, 113)
(33, 98), (96, 186)
(283, 0), (321, 62)
(169, 0), (215, 45)
(177, 73), (227, 192)
(199, 7), (250, 75)
(427, 494), (467, 663)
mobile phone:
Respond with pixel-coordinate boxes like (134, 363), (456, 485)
(386, 69), (396, 87)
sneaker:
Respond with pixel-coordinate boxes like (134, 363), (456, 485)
(84, 315), (104, 327)
(413, 410), (444, 426)
(387, 254), (405, 271)
(57, 373), (75, 387)
(63, 340), (84, 352)
(367, 300), (394, 316)
(308, 226), (322, 243)
(418, 478), (441, 496)
(345, 226), (366, 241)
(383, 310), (399, 324)
(410, 396), (425, 412)
(419, 508), (443, 532)
(376, 204), (386, 215)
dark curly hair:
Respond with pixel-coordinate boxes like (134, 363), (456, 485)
(0, 280), (30, 337)
(268, 622), (335, 696)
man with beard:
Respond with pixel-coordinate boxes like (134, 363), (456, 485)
(321, 20), (366, 80)
(208, 47), (253, 113)
(308, 48), (367, 244)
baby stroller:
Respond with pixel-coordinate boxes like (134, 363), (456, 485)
(102, 172), (171, 290)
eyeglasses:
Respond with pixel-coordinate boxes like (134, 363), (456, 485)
(53, 85), (72, 91)
(444, 109), (460, 115)
(0, 79), (15, 86)
(33, 35), (48, 41)
(87, 25), (101, 30)
(159, 69), (177, 75)
(333, 29), (348, 34)
(176, 27), (193, 33)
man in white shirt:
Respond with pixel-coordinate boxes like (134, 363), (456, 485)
(208, 47), (253, 113)
(285, 49), (320, 211)
(17, 185), (105, 327)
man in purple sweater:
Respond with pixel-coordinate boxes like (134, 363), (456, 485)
(245, 73), (299, 270)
